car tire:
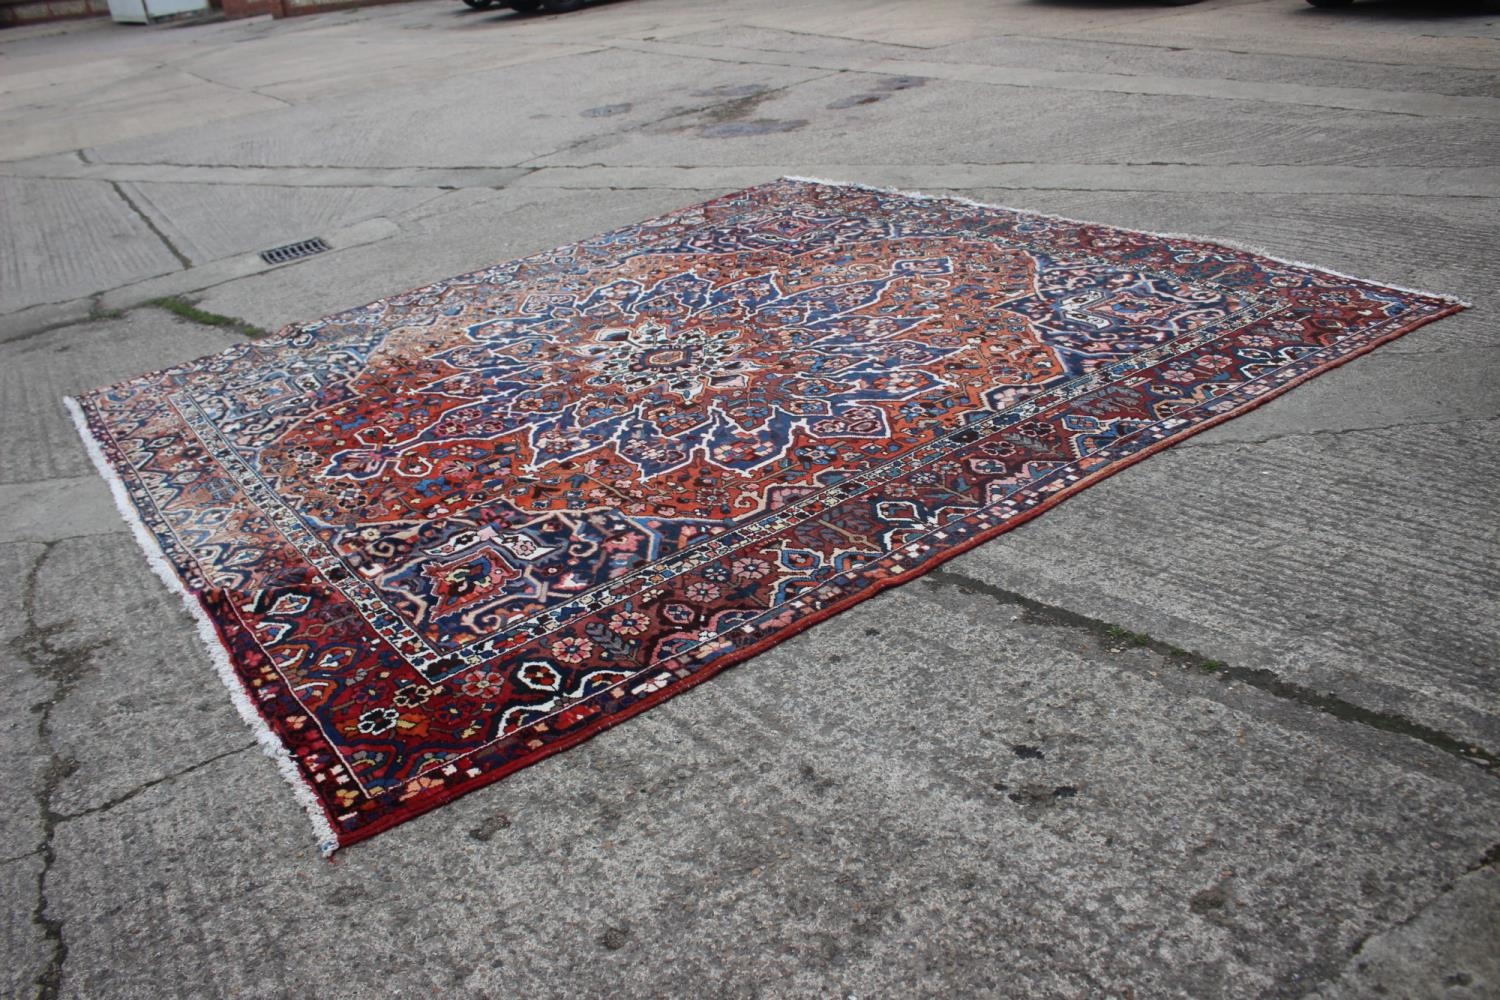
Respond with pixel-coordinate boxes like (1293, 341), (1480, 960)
(541, 0), (585, 10)
(462, 0), (495, 8)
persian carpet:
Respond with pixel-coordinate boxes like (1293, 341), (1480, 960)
(69, 178), (1465, 853)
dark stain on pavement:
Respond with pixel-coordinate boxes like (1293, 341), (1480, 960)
(828, 93), (887, 109)
(684, 82), (806, 138)
(468, 811), (513, 842)
(581, 103), (631, 118)
(327, 885), (369, 907)
(873, 75), (927, 91)
(1189, 883), (1231, 915)
(699, 119), (807, 138)
(692, 83), (770, 98)
(1005, 783), (1079, 807)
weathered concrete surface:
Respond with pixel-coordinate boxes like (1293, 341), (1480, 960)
(88, 46), (829, 168)
(1308, 866), (1500, 1000)
(39, 580), (1500, 999)
(0, 176), (182, 312)
(0, 55), (288, 162)
(0, 540), (50, 859)
(0, 855), (49, 1000)
(0, 1), (1496, 998)
(115, 181), (444, 264)
(0, 477), (129, 545)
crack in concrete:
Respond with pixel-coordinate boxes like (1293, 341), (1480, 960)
(174, 65), (295, 109)
(9, 541), (100, 1000)
(56, 742), (258, 824)
(4, 542), (259, 995)
(14, 156), (1493, 172)
(1177, 415), (1499, 450)
(108, 181), (193, 270)
(0, 312), (92, 347)
(711, 23), (929, 52)
(0, 848), (45, 866)
(6, 159), (1494, 204)
(0, 292), (169, 346)
(3, 211), (401, 333)
(1332, 846), (1500, 993)
(924, 568), (1500, 776)
(23, 158), (524, 172)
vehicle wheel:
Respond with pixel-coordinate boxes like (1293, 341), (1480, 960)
(462, 0), (495, 8)
(508, 0), (542, 10)
(1305, 0), (1354, 6)
(541, 0), (585, 11)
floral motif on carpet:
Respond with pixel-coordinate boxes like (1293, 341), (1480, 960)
(68, 179), (1464, 852)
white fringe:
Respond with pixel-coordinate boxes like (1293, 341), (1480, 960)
(64, 396), (341, 857)
(780, 176), (1472, 308)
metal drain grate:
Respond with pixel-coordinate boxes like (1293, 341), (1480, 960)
(259, 237), (330, 265)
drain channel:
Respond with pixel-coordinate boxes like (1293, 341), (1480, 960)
(259, 238), (331, 265)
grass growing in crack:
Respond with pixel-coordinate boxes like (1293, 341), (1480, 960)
(147, 297), (268, 338)
(1104, 625), (1153, 648)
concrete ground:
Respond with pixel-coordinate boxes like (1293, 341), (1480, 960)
(2, 0), (1498, 996)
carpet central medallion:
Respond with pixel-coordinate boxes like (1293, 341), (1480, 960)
(68, 179), (1463, 852)
(579, 320), (758, 400)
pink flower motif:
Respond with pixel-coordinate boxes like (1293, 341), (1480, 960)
(611, 611), (651, 636)
(553, 636), (595, 664)
(731, 558), (769, 581)
(686, 581), (721, 603)
(462, 671), (504, 699)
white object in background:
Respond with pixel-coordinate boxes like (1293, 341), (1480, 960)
(107, 0), (208, 23)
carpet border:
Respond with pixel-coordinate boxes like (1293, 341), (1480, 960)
(783, 176), (1472, 307)
(64, 395), (342, 856)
